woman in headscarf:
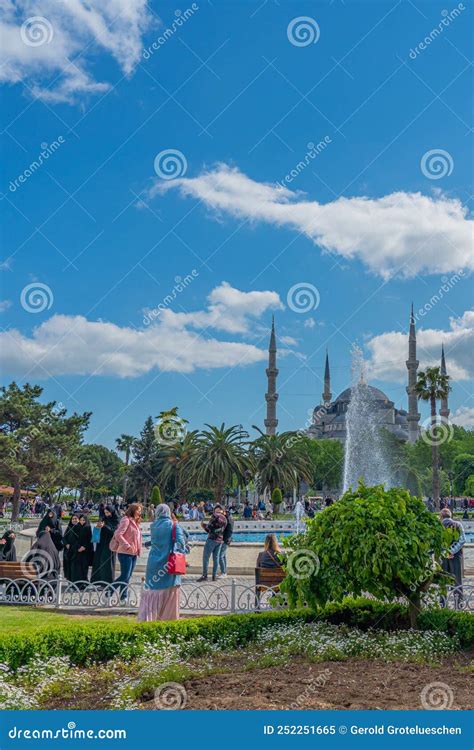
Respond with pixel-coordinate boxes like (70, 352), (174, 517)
(36, 510), (63, 552)
(138, 504), (186, 622)
(63, 514), (81, 582)
(74, 514), (93, 584)
(91, 506), (119, 584)
(0, 529), (17, 561)
(24, 529), (61, 580)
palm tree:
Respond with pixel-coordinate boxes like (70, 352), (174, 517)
(115, 434), (135, 466)
(115, 433), (135, 503)
(185, 423), (251, 504)
(416, 366), (450, 504)
(251, 428), (313, 495)
(159, 430), (199, 502)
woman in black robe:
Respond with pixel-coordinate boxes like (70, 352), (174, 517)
(24, 530), (61, 579)
(0, 529), (17, 561)
(36, 510), (63, 552)
(63, 514), (81, 582)
(91, 506), (119, 585)
(74, 514), (93, 584)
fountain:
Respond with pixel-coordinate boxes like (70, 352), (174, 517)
(342, 344), (393, 492)
(294, 498), (305, 533)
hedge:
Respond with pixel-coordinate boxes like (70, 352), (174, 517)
(0, 600), (472, 669)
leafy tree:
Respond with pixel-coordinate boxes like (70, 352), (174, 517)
(128, 417), (161, 504)
(0, 383), (90, 520)
(416, 367), (450, 503)
(115, 434), (135, 502)
(452, 454), (474, 495)
(251, 430), (313, 495)
(73, 444), (124, 500)
(381, 431), (423, 496)
(300, 437), (344, 492)
(281, 483), (451, 627)
(150, 485), (162, 505)
(185, 424), (251, 504)
(464, 475), (474, 496)
(271, 487), (283, 510)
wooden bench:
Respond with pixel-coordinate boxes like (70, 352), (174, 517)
(0, 561), (38, 581)
(255, 566), (286, 593)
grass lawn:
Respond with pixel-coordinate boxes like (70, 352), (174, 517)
(0, 606), (133, 634)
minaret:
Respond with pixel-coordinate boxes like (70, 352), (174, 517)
(406, 303), (420, 443)
(322, 349), (332, 405)
(440, 344), (450, 421)
(264, 316), (279, 435)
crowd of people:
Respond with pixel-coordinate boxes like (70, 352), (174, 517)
(0, 493), (468, 621)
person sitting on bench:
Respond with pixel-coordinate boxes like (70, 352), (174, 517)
(256, 533), (282, 568)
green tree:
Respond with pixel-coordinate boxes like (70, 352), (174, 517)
(186, 424), (251, 504)
(281, 483), (451, 627)
(416, 367), (450, 504)
(464, 475), (474, 496)
(129, 417), (161, 504)
(251, 430), (313, 495)
(158, 431), (199, 502)
(73, 444), (124, 500)
(115, 434), (135, 502)
(0, 382), (90, 520)
(150, 485), (162, 505)
(271, 487), (283, 511)
(452, 454), (474, 495)
(155, 407), (188, 445)
(300, 437), (344, 493)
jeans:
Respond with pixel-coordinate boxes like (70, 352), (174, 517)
(219, 543), (228, 574)
(114, 553), (137, 599)
(202, 539), (222, 579)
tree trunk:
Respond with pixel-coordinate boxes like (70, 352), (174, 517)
(407, 592), (421, 629)
(431, 395), (440, 504)
(11, 476), (21, 522)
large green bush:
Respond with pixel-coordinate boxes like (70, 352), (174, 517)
(281, 483), (453, 626)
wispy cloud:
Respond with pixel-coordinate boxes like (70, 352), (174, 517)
(0, 0), (152, 103)
(153, 164), (474, 279)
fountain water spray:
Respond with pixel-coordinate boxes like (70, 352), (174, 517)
(342, 344), (393, 492)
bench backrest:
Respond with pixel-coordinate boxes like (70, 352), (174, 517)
(255, 566), (286, 588)
(0, 561), (38, 580)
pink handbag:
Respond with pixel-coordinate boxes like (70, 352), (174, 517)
(167, 522), (186, 574)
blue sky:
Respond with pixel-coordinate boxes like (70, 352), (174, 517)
(0, 0), (473, 447)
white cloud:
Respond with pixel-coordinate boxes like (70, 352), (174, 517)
(0, 300), (12, 312)
(0, 283), (281, 378)
(451, 406), (474, 429)
(366, 310), (474, 382)
(280, 335), (297, 346)
(304, 318), (316, 329)
(0, 0), (151, 103)
(156, 281), (283, 335)
(154, 164), (474, 279)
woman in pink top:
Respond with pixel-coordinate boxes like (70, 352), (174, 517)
(113, 503), (142, 599)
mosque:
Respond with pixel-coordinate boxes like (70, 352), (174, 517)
(264, 306), (450, 445)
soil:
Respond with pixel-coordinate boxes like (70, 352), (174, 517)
(144, 656), (474, 711)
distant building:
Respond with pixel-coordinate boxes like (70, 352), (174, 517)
(263, 306), (450, 445)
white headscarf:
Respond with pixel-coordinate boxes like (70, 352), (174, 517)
(154, 503), (171, 519)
